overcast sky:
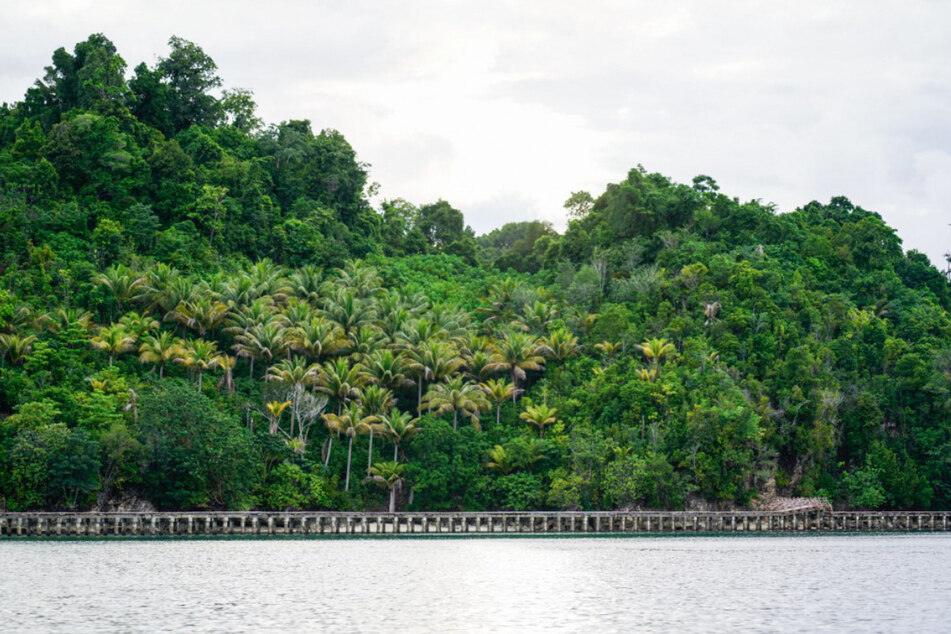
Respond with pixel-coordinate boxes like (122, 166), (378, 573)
(2, 0), (949, 267)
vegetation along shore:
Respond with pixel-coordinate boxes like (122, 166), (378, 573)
(1, 34), (949, 515)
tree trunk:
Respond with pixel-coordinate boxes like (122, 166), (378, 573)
(324, 434), (334, 466)
(367, 429), (374, 472)
(159, 363), (164, 379)
(197, 370), (203, 391)
(393, 442), (398, 461)
(453, 410), (458, 431)
(389, 484), (396, 513)
(512, 371), (518, 402)
(496, 404), (501, 426)
(417, 379), (423, 411)
(345, 435), (353, 491)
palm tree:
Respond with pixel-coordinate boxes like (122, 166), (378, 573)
(480, 378), (517, 426)
(321, 403), (377, 491)
(378, 408), (421, 461)
(322, 289), (375, 338)
(315, 358), (367, 413)
(233, 322), (287, 378)
(118, 312), (160, 338)
(519, 402), (559, 437)
(91, 324), (136, 367)
(422, 376), (489, 430)
(265, 400), (292, 435)
(521, 300), (557, 333)
(486, 331), (546, 402)
(636, 337), (676, 369)
(215, 354), (237, 395)
(359, 384), (395, 417)
(405, 340), (463, 410)
(49, 308), (94, 334)
(539, 327), (580, 363)
(346, 324), (385, 362)
(354, 405), (385, 473)
(279, 297), (316, 328)
(332, 260), (383, 298)
(97, 264), (146, 313)
(365, 461), (405, 513)
(166, 297), (229, 337)
(287, 264), (324, 303)
(635, 367), (658, 383)
(0, 333), (37, 366)
(138, 331), (181, 378)
(364, 349), (412, 391)
(288, 316), (342, 361)
(485, 445), (517, 474)
(266, 357), (319, 389)
(174, 339), (219, 391)
(594, 340), (621, 361)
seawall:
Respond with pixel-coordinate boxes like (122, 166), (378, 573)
(2, 510), (949, 537)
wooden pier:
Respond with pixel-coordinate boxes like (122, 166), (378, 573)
(1, 510), (950, 537)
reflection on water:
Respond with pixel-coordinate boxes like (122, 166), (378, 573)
(1, 535), (949, 632)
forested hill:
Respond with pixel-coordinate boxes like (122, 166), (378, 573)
(1, 34), (949, 513)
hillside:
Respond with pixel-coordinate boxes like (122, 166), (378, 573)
(1, 34), (949, 512)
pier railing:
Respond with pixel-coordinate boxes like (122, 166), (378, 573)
(2, 510), (949, 537)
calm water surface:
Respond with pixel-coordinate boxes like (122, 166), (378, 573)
(1, 534), (949, 632)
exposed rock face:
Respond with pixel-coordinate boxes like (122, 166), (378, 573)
(94, 492), (156, 513)
(760, 497), (833, 513)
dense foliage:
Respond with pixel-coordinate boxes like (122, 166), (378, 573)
(1, 35), (950, 513)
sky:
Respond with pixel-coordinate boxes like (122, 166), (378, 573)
(1, 0), (950, 267)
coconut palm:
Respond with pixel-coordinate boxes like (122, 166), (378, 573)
(519, 402), (559, 437)
(91, 324), (136, 367)
(332, 260), (383, 298)
(266, 357), (319, 389)
(594, 340), (621, 361)
(521, 300), (558, 333)
(539, 327), (580, 363)
(49, 307), (94, 333)
(364, 349), (412, 391)
(480, 378), (517, 426)
(485, 331), (546, 402)
(138, 331), (182, 378)
(485, 445), (517, 474)
(288, 316), (343, 361)
(321, 403), (377, 491)
(265, 400), (292, 435)
(346, 324), (385, 362)
(359, 384), (395, 417)
(166, 297), (230, 336)
(97, 264), (146, 313)
(636, 337), (676, 367)
(279, 297), (316, 328)
(322, 289), (375, 338)
(233, 322), (287, 377)
(287, 264), (324, 303)
(215, 354), (237, 395)
(365, 461), (405, 513)
(315, 358), (367, 413)
(354, 407), (384, 473)
(174, 338), (219, 391)
(0, 333), (37, 366)
(422, 376), (490, 430)
(405, 340), (464, 410)
(378, 408), (421, 461)
(119, 311), (160, 338)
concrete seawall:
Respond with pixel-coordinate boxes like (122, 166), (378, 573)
(2, 510), (950, 537)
